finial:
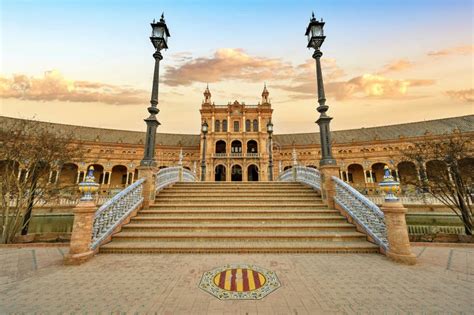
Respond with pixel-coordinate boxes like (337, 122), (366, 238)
(153, 18), (156, 23)
(78, 166), (99, 201)
(312, 11), (315, 18)
(379, 165), (400, 201)
(160, 12), (165, 22)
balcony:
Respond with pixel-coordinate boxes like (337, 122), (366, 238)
(212, 153), (260, 158)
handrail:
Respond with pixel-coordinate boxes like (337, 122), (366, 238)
(332, 176), (388, 251)
(90, 178), (145, 250)
(155, 166), (197, 192)
(277, 166), (321, 190)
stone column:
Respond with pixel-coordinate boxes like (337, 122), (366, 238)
(64, 200), (97, 265)
(137, 166), (156, 208)
(64, 167), (99, 265)
(319, 164), (340, 209)
(379, 165), (416, 265)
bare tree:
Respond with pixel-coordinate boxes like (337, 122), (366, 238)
(401, 135), (473, 235)
(0, 118), (83, 243)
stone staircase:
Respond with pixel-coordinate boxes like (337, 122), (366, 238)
(100, 182), (379, 253)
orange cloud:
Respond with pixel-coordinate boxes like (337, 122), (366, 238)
(445, 89), (474, 103)
(427, 44), (474, 57)
(379, 59), (414, 74)
(0, 70), (148, 105)
(163, 48), (294, 86)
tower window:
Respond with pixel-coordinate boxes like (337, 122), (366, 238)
(222, 120), (228, 132)
(215, 120), (220, 132)
(245, 119), (251, 132)
(234, 121), (240, 132)
(253, 119), (259, 132)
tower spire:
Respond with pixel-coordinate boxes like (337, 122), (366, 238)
(203, 84), (212, 104)
(261, 83), (269, 104)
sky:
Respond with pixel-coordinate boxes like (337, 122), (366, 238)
(1, 0), (473, 134)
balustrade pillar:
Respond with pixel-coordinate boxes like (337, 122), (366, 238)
(319, 165), (340, 209)
(137, 166), (156, 208)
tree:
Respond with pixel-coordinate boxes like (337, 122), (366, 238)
(0, 118), (83, 243)
(401, 135), (473, 235)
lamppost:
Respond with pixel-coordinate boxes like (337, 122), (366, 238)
(305, 12), (336, 166)
(140, 14), (170, 167)
(267, 120), (274, 181)
(201, 121), (208, 181)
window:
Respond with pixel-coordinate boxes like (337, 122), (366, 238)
(234, 121), (239, 132)
(253, 119), (258, 132)
(222, 120), (228, 132)
(245, 119), (251, 132)
(215, 120), (220, 132)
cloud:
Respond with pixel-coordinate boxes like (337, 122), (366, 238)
(378, 59), (414, 74)
(163, 48), (294, 86)
(427, 44), (474, 57)
(0, 70), (148, 105)
(445, 89), (474, 103)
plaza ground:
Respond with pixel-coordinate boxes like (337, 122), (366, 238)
(0, 245), (472, 314)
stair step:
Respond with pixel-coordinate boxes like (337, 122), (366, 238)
(99, 241), (380, 254)
(148, 204), (328, 210)
(121, 223), (357, 232)
(138, 210), (339, 217)
(130, 216), (346, 224)
(155, 197), (323, 202)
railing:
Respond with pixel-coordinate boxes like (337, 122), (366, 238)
(155, 166), (197, 192)
(333, 176), (388, 251)
(277, 166), (321, 190)
(367, 195), (443, 205)
(90, 178), (145, 250)
(212, 153), (260, 158)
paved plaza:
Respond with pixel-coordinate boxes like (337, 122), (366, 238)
(0, 245), (473, 314)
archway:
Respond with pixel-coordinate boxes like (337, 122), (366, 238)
(87, 164), (104, 184)
(371, 163), (387, 183)
(247, 164), (259, 181)
(347, 164), (364, 186)
(231, 165), (242, 181)
(283, 166), (292, 171)
(110, 165), (128, 187)
(215, 140), (226, 154)
(215, 165), (226, 181)
(247, 140), (258, 154)
(397, 161), (418, 186)
(59, 163), (78, 185)
(231, 140), (242, 154)
(426, 160), (448, 182)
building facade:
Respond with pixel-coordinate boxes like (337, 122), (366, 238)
(1, 87), (473, 195)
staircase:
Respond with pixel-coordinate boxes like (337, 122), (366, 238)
(100, 182), (379, 253)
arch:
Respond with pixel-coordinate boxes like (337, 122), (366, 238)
(231, 140), (242, 153)
(110, 165), (128, 187)
(426, 160), (448, 182)
(158, 166), (168, 169)
(215, 120), (220, 132)
(347, 163), (364, 186)
(307, 165), (317, 169)
(247, 140), (258, 154)
(215, 140), (227, 154)
(231, 165), (242, 181)
(397, 161), (417, 186)
(87, 164), (104, 184)
(283, 166), (292, 171)
(245, 119), (251, 132)
(247, 164), (259, 181)
(371, 162), (387, 183)
(252, 119), (258, 132)
(222, 119), (228, 132)
(59, 163), (78, 185)
(459, 158), (474, 183)
(215, 164), (226, 181)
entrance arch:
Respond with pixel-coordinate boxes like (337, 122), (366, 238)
(247, 164), (259, 181)
(215, 165), (226, 181)
(231, 165), (242, 181)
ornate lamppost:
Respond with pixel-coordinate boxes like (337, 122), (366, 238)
(201, 121), (209, 181)
(140, 14), (170, 167)
(267, 120), (274, 181)
(305, 12), (336, 167)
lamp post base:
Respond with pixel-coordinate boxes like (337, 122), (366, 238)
(137, 165), (157, 208)
(319, 164), (339, 209)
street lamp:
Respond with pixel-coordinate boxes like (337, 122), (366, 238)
(267, 120), (274, 181)
(305, 12), (336, 166)
(140, 13), (171, 167)
(201, 121), (208, 181)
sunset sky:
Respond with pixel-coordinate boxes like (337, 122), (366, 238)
(1, 0), (473, 134)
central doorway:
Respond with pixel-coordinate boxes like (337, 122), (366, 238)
(231, 165), (242, 181)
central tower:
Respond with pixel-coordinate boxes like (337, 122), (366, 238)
(199, 85), (273, 182)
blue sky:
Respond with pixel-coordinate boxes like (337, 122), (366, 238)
(1, 0), (473, 133)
